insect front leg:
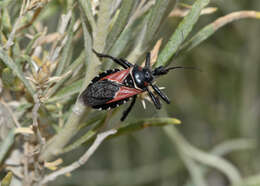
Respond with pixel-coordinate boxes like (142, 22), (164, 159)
(92, 49), (132, 69)
(121, 95), (137, 121)
(145, 87), (161, 109)
(150, 84), (170, 104)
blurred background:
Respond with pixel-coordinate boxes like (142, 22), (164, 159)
(50, 0), (260, 186)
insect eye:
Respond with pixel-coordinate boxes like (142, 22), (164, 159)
(144, 71), (153, 82)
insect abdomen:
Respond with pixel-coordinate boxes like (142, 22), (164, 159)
(81, 80), (120, 107)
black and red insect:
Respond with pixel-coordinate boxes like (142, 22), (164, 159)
(80, 49), (187, 121)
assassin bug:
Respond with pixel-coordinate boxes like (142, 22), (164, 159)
(80, 49), (192, 121)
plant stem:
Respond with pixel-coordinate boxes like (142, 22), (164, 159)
(40, 101), (88, 161)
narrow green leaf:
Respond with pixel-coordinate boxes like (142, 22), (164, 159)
(62, 130), (97, 153)
(66, 51), (85, 72)
(0, 129), (15, 165)
(144, 0), (176, 46)
(63, 117), (180, 154)
(107, 0), (176, 66)
(155, 0), (210, 67)
(48, 79), (83, 103)
(0, 49), (35, 96)
(81, 15), (93, 91)
(55, 14), (75, 76)
(24, 32), (42, 55)
(180, 11), (260, 54)
(180, 24), (214, 54)
(61, 114), (106, 153)
(93, 0), (113, 52)
(104, 15), (146, 69)
(21, 54), (38, 73)
(78, 113), (106, 130)
(105, 0), (135, 52)
(126, 22), (148, 62)
(111, 117), (181, 138)
(78, 0), (96, 30)
(45, 51), (85, 98)
(105, 1), (154, 64)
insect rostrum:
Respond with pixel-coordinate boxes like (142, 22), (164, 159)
(80, 49), (186, 121)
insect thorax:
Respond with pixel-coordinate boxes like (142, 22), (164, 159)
(123, 74), (135, 88)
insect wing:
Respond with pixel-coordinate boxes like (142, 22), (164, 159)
(101, 69), (130, 83)
(107, 86), (143, 103)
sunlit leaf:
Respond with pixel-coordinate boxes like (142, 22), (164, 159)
(155, 0), (210, 67)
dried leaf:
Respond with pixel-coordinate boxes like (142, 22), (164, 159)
(170, 6), (217, 17)
(44, 158), (63, 170)
(15, 127), (34, 134)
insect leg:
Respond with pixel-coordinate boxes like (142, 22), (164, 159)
(118, 58), (133, 68)
(145, 52), (151, 68)
(145, 87), (161, 109)
(150, 84), (170, 104)
(121, 95), (137, 121)
(93, 49), (132, 69)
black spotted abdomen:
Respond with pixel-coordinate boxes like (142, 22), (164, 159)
(81, 80), (120, 107)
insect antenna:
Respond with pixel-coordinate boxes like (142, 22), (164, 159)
(153, 66), (201, 76)
(166, 66), (201, 72)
